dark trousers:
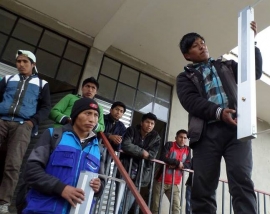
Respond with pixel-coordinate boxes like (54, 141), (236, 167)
(191, 121), (256, 214)
(0, 120), (32, 204)
(185, 185), (191, 214)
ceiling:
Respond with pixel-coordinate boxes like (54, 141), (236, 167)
(5, 0), (270, 125)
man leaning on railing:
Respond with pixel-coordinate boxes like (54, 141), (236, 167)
(117, 112), (161, 214)
(151, 129), (191, 214)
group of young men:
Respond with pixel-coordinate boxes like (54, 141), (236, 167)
(0, 49), (182, 214)
(0, 19), (263, 214)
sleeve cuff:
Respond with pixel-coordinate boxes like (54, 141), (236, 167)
(53, 181), (67, 196)
(60, 116), (69, 125)
(216, 107), (223, 120)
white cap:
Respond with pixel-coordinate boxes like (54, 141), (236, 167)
(16, 50), (38, 73)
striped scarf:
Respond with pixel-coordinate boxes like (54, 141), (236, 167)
(194, 58), (228, 109)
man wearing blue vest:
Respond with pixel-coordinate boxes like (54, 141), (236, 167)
(0, 50), (51, 214)
(22, 98), (104, 214)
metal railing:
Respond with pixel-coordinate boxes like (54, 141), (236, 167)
(98, 132), (152, 214)
(218, 178), (270, 214)
(96, 132), (270, 214)
(96, 132), (191, 214)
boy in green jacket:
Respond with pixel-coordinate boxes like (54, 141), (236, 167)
(49, 77), (104, 132)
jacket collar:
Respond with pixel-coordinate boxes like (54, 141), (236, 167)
(63, 124), (97, 144)
(184, 57), (215, 72)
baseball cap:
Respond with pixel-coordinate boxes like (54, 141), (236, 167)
(16, 50), (38, 73)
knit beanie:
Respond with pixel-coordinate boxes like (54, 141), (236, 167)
(70, 98), (100, 123)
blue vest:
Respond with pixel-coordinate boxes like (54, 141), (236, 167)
(23, 130), (100, 214)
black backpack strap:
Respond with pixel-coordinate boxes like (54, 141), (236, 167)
(50, 127), (64, 153)
(16, 127), (64, 214)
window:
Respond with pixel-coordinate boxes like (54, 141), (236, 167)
(98, 56), (172, 122)
(0, 7), (89, 88)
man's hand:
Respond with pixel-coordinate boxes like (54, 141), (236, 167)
(250, 21), (257, 37)
(25, 120), (33, 128)
(179, 162), (184, 169)
(90, 178), (101, 193)
(108, 135), (122, 145)
(61, 185), (85, 207)
(221, 108), (237, 126)
(142, 150), (149, 159)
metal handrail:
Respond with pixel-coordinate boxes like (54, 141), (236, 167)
(98, 132), (152, 214)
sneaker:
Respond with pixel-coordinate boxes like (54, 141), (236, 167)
(0, 204), (10, 214)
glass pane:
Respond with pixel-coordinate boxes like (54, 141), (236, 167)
(98, 75), (117, 100)
(2, 38), (35, 64)
(0, 9), (17, 34)
(134, 91), (154, 113)
(115, 83), (135, 108)
(57, 60), (82, 86)
(154, 99), (169, 122)
(138, 74), (156, 96)
(119, 66), (139, 87)
(39, 30), (66, 56)
(36, 49), (60, 78)
(157, 81), (171, 102)
(100, 57), (120, 80)
(64, 41), (87, 65)
(12, 19), (42, 45)
(0, 33), (8, 55)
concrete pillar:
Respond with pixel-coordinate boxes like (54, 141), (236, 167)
(78, 47), (104, 92)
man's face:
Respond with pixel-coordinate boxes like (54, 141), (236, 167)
(81, 83), (97, 99)
(74, 109), (99, 133)
(184, 37), (209, 63)
(110, 106), (125, 121)
(141, 119), (155, 134)
(175, 133), (187, 147)
(16, 55), (35, 76)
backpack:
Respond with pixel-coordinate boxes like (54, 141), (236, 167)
(15, 127), (64, 214)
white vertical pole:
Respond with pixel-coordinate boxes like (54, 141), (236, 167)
(237, 6), (257, 141)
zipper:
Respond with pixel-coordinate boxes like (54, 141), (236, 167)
(12, 79), (26, 120)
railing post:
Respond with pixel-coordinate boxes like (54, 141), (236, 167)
(263, 194), (266, 214)
(222, 181), (225, 214)
(99, 132), (152, 214)
(179, 171), (185, 214)
(168, 169), (175, 214)
(148, 162), (156, 207)
(257, 192), (260, 214)
(158, 165), (166, 214)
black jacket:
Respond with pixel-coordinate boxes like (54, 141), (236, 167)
(120, 125), (161, 187)
(103, 113), (126, 151)
(176, 47), (262, 146)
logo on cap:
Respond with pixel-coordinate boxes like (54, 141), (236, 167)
(90, 103), (98, 109)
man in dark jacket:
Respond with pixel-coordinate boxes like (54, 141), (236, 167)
(118, 112), (161, 214)
(0, 50), (51, 214)
(176, 21), (262, 214)
(104, 101), (127, 151)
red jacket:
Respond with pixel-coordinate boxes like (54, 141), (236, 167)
(157, 141), (191, 185)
